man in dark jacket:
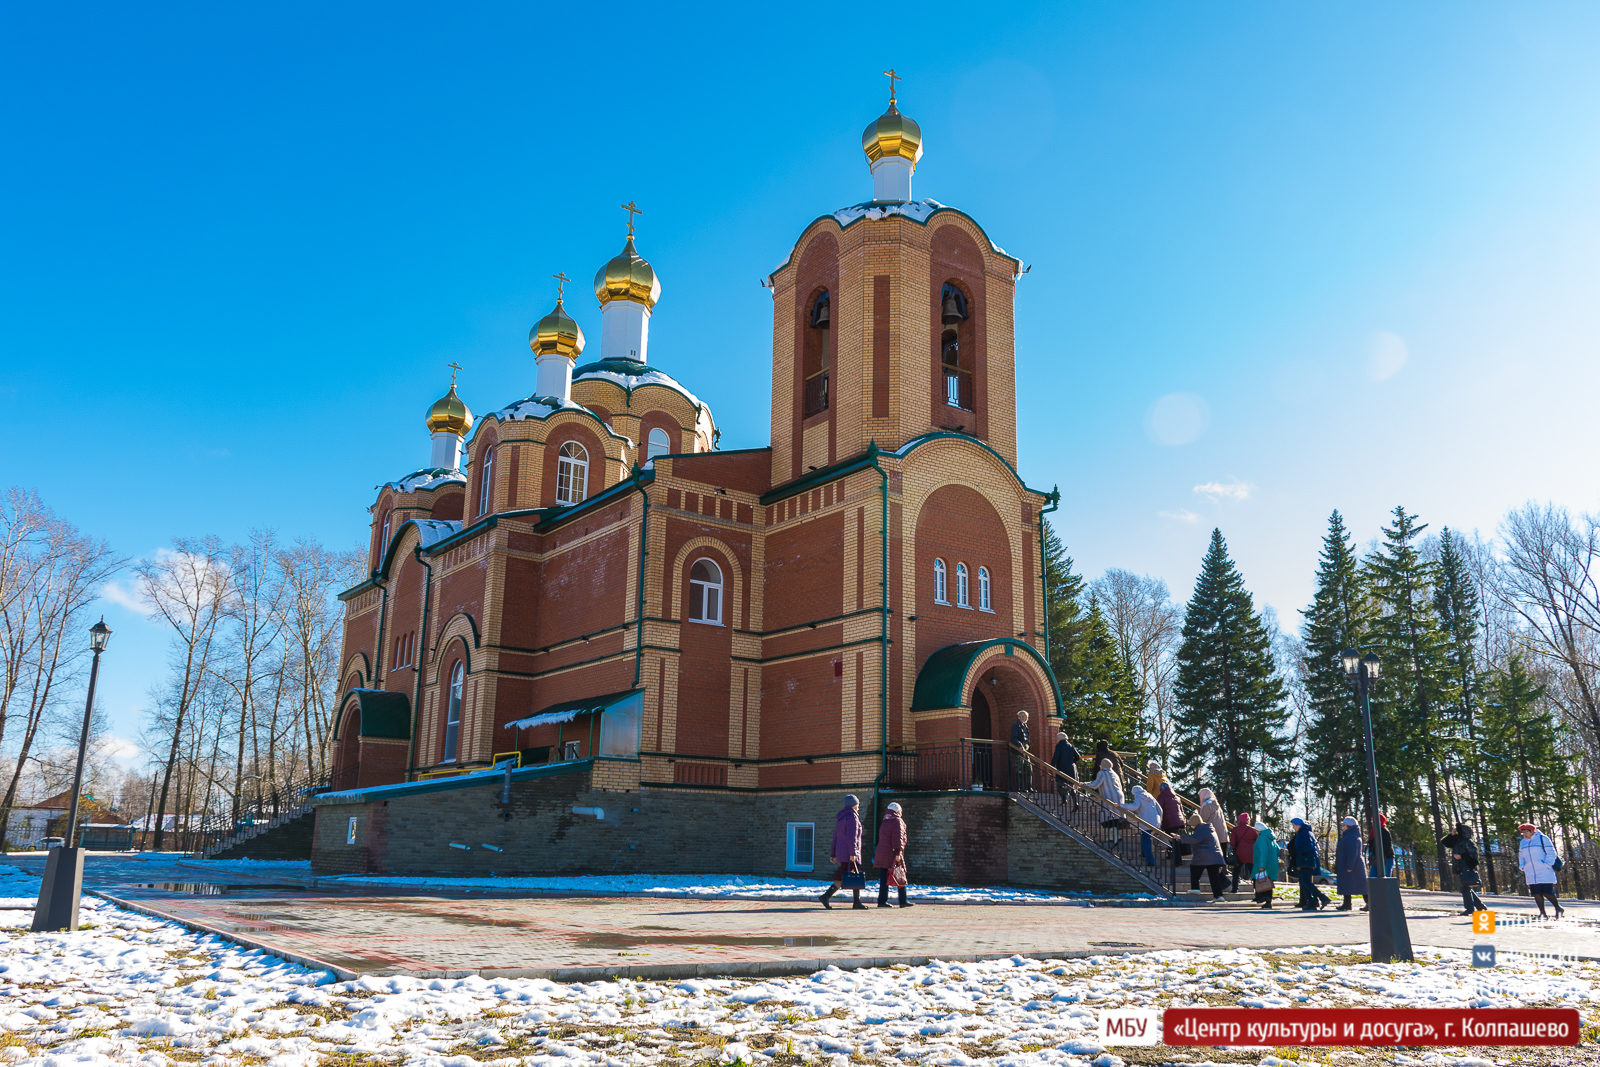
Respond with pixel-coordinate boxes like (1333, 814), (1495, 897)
(1441, 822), (1487, 915)
(1291, 818), (1330, 910)
(1009, 710), (1032, 791)
(1051, 731), (1080, 809)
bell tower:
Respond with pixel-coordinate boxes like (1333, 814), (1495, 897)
(766, 79), (1023, 485)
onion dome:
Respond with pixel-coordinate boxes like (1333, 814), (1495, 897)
(593, 236), (661, 310)
(862, 99), (923, 169)
(425, 383), (473, 436)
(529, 296), (585, 358)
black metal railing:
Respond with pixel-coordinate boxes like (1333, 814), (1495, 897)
(186, 769), (330, 857)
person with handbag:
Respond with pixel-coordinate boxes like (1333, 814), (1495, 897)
(1440, 822), (1486, 915)
(1230, 812), (1258, 893)
(819, 794), (866, 910)
(1517, 822), (1565, 919)
(1176, 819), (1229, 901)
(873, 801), (914, 908)
(1251, 823), (1280, 908)
(1290, 817), (1331, 910)
(1088, 758), (1128, 847)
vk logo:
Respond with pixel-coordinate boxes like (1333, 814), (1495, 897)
(1472, 944), (1497, 968)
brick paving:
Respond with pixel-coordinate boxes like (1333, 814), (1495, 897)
(12, 853), (1599, 981)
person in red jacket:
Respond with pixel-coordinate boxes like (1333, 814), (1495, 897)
(873, 802), (913, 908)
(1230, 812), (1259, 893)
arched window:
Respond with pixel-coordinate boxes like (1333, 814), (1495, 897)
(556, 442), (588, 505)
(802, 290), (830, 417)
(956, 562), (970, 608)
(688, 558), (724, 624)
(645, 427), (670, 464)
(379, 510), (392, 560)
(933, 558), (948, 604)
(978, 566), (992, 611)
(443, 661), (464, 762)
(939, 283), (973, 411)
(476, 446), (494, 518)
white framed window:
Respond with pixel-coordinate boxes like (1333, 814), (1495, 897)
(956, 563), (970, 608)
(933, 558), (948, 604)
(688, 558), (724, 625)
(346, 816), (359, 845)
(645, 427), (670, 463)
(978, 566), (992, 611)
(443, 661), (464, 762)
(786, 822), (815, 872)
(379, 511), (391, 554)
(563, 739), (581, 761)
(477, 447), (494, 518)
(556, 442), (588, 505)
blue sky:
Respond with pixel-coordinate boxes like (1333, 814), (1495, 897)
(5, 3), (1600, 750)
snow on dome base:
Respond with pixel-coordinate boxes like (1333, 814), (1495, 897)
(381, 468), (468, 493)
(487, 394), (591, 423)
(831, 198), (944, 227)
(411, 519), (463, 549)
(573, 357), (710, 415)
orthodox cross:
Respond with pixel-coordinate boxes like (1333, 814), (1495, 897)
(621, 200), (642, 236)
(883, 68), (900, 104)
(552, 271), (569, 301)
(446, 360), (463, 387)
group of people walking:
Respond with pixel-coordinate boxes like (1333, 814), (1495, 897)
(819, 795), (914, 910)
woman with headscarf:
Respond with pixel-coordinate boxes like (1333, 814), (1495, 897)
(1251, 823), (1280, 908)
(1334, 816), (1369, 911)
(819, 794), (865, 910)
(1196, 787), (1231, 851)
(1088, 758), (1127, 846)
(873, 801), (913, 908)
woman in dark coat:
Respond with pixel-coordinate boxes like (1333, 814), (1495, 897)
(1156, 781), (1184, 833)
(1092, 741), (1125, 780)
(819, 794), (865, 909)
(1291, 818), (1330, 910)
(1176, 820), (1229, 901)
(873, 802), (913, 908)
(1440, 822), (1486, 915)
(1334, 816), (1369, 911)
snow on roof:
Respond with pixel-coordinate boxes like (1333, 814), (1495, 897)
(574, 360), (709, 413)
(382, 468), (467, 493)
(503, 707), (588, 731)
(486, 394), (591, 423)
(412, 519), (462, 549)
(830, 198), (944, 227)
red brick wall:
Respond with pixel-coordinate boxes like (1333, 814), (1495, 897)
(929, 225), (989, 442)
(788, 232), (840, 481)
(912, 484), (1014, 663)
(763, 513), (845, 632)
(676, 542), (734, 759)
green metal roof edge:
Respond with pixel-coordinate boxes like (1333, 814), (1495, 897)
(572, 358), (714, 419)
(465, 396), (635, 451)
(909, 638), (1064, 717)
(892, 432), (1050, 498)
(767, 202), (1022, 281)
(509, 687), (644, 725)
(313, 758), (596, 805)
(533, 469), (653, 532)
(759, 450), (879, 506)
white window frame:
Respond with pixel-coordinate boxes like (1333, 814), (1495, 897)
(380, 511), (391, 554)
(786, 821), (816, 872)
(346, 816), (359, 845)
(645, 427), (670, 464)
(556, 442), (589, 505)
(563, 739), (581, 762)
(443, 661), (464, 762)
(978, 566), (993, 612)
(477, 447), (494, 518)
(956, 562), (970, 608)
(933, 558), (948, 604)
(688, 558), (724, 625)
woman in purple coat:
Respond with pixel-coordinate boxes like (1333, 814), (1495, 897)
(873, 802), (914, 909)
(819, 794), (866, 909)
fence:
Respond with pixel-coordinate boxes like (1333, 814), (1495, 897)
(1393, 836), (1599, 900)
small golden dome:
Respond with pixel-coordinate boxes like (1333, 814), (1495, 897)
(529, 297), (585, 359)
(425, 383), (473, 436)
(593, 236), (661, 310)
(862, 100), (923, 169)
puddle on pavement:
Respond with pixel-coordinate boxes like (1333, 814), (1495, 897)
(576, 933), (840, 950)
(124, 883), (307, 896)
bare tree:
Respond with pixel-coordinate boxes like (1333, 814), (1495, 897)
(275, 542), (361, 783)
(215, 530), (285, 822)
(139, 537), (235, 850)
(1091, 568), (1182, 754)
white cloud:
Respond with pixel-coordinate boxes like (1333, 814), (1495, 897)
(1367, 330), (1409, 381)
(1159, 508), (1202, 524)
(98, 579), (154, 617)
(1144, 393), (1211, 446)
(1193, 480), (1254, 502)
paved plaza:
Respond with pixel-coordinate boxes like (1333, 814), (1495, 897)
(11, 852), (1600, 981)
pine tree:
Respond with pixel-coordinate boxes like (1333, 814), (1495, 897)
(1482, 654), (1589, 841)
(1172, 529), (1295, 814)
(1301, 511), (1374, 816)
(1041, 520), (1091, 706)
(1063, 595), (1145, 751)
(1367, 506), (1459, 868)
(1434, 527), (1495, 887)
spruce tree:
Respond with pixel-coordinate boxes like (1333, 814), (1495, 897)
(1172, 529), (1295, 814)
(1301, 511), (1374, 815)
(1367, 506), (1459, 870)
(1065, 595), (1145, 752)
(1482, 654), (1589, 841)
(1041, 520), (1090, 707)
(1434, 527), (1495, 887)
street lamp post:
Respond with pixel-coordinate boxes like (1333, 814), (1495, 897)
(32, 618), (111, 933)
(1341, 648), (1413, 963)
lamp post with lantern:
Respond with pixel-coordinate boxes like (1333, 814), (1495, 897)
(32, 618), (111, 932)
(1341, 648), (1413, 963)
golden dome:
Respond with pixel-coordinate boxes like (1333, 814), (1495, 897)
(593, 236), (661, 309)
(529, 297), (585, 359)
(862, 99), (923, 169)
(425, 383), (473, 436)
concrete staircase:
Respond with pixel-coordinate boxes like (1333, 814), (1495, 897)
(1010, 787), (1177, 898)
(202, 808), (316, 861)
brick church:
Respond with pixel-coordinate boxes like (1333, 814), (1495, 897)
(315, 83), (1099, 887)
